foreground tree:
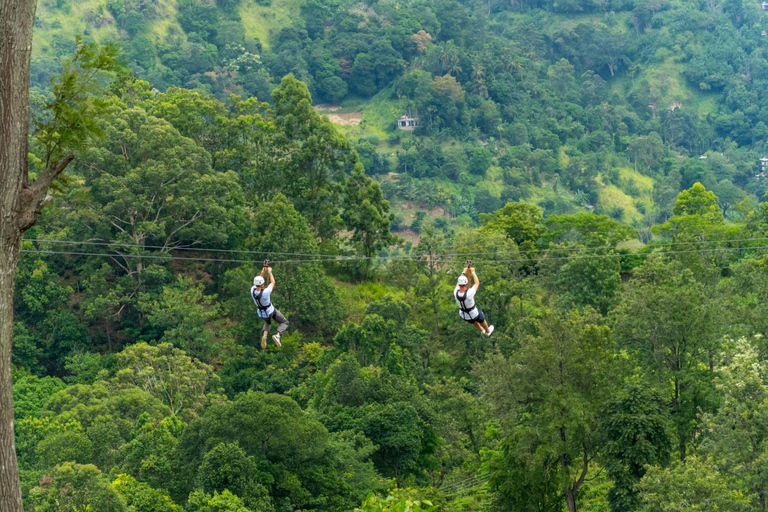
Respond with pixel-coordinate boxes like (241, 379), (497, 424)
(613, 259), (720, 460)
(0, 10), (120, 507)
(480, 312), (620, 512)
(603, 380), (672, 512)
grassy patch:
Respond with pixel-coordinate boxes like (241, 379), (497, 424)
(599, 184), (641, 223)
(149, 1), (182, 41)
(337, 87), (404, 142)
(478, 167), (505, 197)
(34, 0), (119, 59)
(635, 56), (689, 109)
(618, 167), (654, 194)
(238, 0), (303, 49)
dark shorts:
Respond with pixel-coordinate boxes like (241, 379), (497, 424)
(464, 310), (485, 324)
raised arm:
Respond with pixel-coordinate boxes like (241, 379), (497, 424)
(267, 266), (275, 290)
(470, 267), (479, 291)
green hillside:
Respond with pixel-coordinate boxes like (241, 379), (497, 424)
(32, 0), (768, 233)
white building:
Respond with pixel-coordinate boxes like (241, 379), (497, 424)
(397, 115), (418, 130)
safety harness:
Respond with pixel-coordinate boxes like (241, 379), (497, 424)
(252, 288), (273, 316)
(455, 288), (476, 317)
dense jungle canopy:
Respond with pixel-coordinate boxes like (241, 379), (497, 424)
(8, 0), (768, 510)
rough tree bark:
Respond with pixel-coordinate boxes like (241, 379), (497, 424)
(1, 1), (76, 510)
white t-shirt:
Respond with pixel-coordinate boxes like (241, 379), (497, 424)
(454, 286), (479, 320)
(251, 285), (275, 318)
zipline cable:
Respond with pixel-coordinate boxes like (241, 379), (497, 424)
(19, 244), (768, 265)
(23, 235), (768, 260)
(23, 238), (332, 258)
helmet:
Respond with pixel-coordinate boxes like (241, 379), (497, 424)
(457, 275), (469, 286)
(254, 276), (265, 287)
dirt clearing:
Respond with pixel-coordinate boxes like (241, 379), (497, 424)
(325, 112), (362, 125)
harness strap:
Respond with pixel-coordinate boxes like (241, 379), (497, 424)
(455, 289), (475, 314)
(253, 288), (273, 313)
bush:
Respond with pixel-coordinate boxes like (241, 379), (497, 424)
(411, 211), (427, 233)
(474, 190), (503, 214)
(391, 215), (405, 231)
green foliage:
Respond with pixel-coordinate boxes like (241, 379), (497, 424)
(24, 10), (768, 510)
(12, 375), (66, 420)
(541, 213), (636, 247)
(480, 202), (544, 247)
(699, 337), (768, 511)
(480, 312), (619, 512)
(356, 494), (437, 512)
(613, 259), (720, 459)
(136, 277), (229, 361)
(637, 457), (756, 512)
(272, 75), (356, 241)
(113, 474), (182, 512)
(113, 341), (218, 418)
(178, 390), (377, 511)
(15, 417), (85, 469)
(672, 182), (721, 217)
(554, 251), (622, 315)
(186, 489), (253, 512)
(74, 103), (243, 256)
(342, 163), (398, 261)
(603, 380), (672, 512)
(34, 37), (124, 167)
(27, 462), (129, 512)
(197, 442), (271, 510)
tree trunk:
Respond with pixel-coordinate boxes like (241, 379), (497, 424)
(565, 488), (577, 512)
(0, 235), (22, 512)
(1, 1), (43, 510)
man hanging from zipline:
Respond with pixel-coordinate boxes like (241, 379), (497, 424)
(251, 260), (289, 349)
(454, 261), (494, 337)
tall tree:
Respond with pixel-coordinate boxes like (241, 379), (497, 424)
(341, 163), (397, 262)
(0, 10), (119, 507)
(1, 2), (43, 506)
(480, 312), (620, 512)
(613, 259), (720, 460)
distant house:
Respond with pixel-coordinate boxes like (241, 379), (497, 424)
(397, 115), (418, 130)
(761, 157), (768, 172)
(762, 1), (768, 10)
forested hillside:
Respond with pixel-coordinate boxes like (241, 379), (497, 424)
(30, 0), (768, 230)
(11, 0), (768, 511)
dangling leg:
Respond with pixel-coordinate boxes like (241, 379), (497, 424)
(476, 311), (492, 336)
(479, 317), (494, 337)
(272, 310), (288, 347)
(471, 321), (487, 335)
(261, 318), (272, 349)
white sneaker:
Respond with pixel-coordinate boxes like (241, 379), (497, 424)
(261, 334), (267, 349)
(272, 334), (282, 347)
(486, 325), (494, 337)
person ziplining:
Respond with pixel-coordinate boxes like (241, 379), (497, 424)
(251, 260), (289, 349)
(454, 261), (494, 337)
